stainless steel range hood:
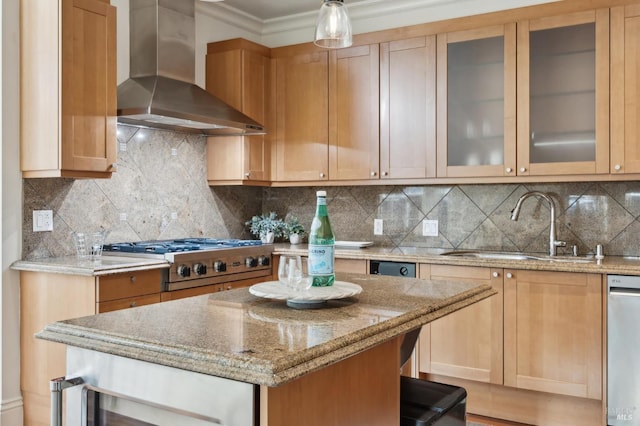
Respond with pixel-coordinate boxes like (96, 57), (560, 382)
(117, 0), (265, 136)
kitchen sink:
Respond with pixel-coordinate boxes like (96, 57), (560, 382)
(440, 250), (595, 263)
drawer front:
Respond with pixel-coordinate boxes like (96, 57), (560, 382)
(97, 294), (161, 313)
(97, 269), (162, 302)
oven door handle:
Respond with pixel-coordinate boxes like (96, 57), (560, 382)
(50, 376), (85, 426)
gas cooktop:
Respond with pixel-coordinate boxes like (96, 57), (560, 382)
(103, 238), (262, 255)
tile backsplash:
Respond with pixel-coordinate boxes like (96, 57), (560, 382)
(22, 126), (640, 258)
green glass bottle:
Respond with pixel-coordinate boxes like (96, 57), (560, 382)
(308, 190), (335, 287)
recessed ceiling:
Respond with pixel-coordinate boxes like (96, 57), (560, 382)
(211, 0), (364, 21)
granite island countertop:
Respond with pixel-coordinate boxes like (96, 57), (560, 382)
(37, 272), (495, 387)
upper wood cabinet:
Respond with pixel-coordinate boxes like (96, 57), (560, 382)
(503, 269), (602, 400)
(275, 50), (329, 182)
(437, 24), (517, 178)
(438, 23), (516, 177)
(381, 37), (437, 179)
(516, 9), (610, 176)
(329, 45), (380, 180)
(418, 264), (504, 385)
(611, 4), (640, 174)
(21, 0), (117, 178)
(205, 39), (272, 184)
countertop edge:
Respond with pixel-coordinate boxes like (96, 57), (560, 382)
(274, 245), (640, 275)
(11, 257), (170, 276)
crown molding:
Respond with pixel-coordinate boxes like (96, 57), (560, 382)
(195, 1), (265, 38)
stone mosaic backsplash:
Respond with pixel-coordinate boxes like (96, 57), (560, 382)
(263, 182), (640, 257)
(22, 126), (640, 259)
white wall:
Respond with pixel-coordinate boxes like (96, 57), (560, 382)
(1, 0), (24, 423)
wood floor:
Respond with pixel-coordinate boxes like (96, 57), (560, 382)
(467, 414), (532, 426)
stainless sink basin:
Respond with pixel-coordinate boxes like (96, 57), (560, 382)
(440, 250), (595, 263)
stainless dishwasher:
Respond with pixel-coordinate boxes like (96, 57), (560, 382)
(608, 275), (640, 425)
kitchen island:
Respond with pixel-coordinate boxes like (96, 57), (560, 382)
(38, 272), (494, 425)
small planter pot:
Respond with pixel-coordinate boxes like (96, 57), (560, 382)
(260, 231), (275, 244)
(289, 233), (302, 245)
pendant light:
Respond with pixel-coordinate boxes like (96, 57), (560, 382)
(313, 0), (353, 49)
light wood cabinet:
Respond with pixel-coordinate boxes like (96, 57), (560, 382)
(21, 0), (117, 178)
(20, 268), (163, 425)
(436, 24), (517, 178)
(380, 36), (437, 179)
(516, 9), (610, 176)
(274, 50), (329, 182)
(329, 45), (380, 180)
(205, 39), (272, 184)
(611, 4), (640, 174)
(418, 264), (503, 384)
(503, 269), (602, 400)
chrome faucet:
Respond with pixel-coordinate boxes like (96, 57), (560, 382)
(510, 191), (566, 257)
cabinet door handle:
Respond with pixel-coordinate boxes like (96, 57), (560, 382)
(319, 172), (326, 178)
(382, 171), (389, 176)
(492, 271), (499, 278)
(505, 167), (512, 174)
(371, 171), (377, 177)
(614, 164), (622, 172)
(130, 302), (137, 307)
(506, 272), (513, 279)
(519, 167), (527, 173)
(245, 172), (251, 178)
(227, 285), (233, 290)
(109, 163), (117, 171)
(129, 276), (136, 283)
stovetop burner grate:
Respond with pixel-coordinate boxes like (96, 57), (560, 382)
(103, 238), (262, 254)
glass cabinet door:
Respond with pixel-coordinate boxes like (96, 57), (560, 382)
(517, 10), (610, 176)
(437, 24), (516, 178)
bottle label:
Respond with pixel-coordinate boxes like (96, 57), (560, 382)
(308, 244), (334, 275)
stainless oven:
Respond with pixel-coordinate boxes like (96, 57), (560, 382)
(54, 347), (256, 426)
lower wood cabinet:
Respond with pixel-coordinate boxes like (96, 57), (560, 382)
(418, 264), (504, 384)
(20, 268), (163, 426)
(417, 264), (604, 425)
(503, 269), (602, 400)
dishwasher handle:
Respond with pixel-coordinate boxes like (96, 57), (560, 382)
(609, 287), (640, 297)
(51, 376), (84, 426)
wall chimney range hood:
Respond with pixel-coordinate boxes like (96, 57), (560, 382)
(117, 0), (265, 136)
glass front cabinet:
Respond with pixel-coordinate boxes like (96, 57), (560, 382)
(437, 24), (517, 178)
(437, 10), (609, 179)
(517, 10), (610, 176)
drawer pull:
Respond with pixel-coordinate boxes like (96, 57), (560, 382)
(129, 276), (136, 283)
(492, 272), (499, 278)
(130, 302), (137, 307)
(506, 272), (513, 279)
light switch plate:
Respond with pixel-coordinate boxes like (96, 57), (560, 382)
(422, 219), (438, 237)
(33, 210), (53, 232)
(374, 219), (384, 235)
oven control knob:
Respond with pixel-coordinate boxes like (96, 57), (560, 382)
(213, 260), (226, 272)
(193, 263), (207, 275)
(177, 264), (191, 278)
(257, 255), (270, 266)
(245, 257), (258, 267)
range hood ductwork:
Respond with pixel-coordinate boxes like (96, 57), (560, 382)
(117, 0), (265, 136)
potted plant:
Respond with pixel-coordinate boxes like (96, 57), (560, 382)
(284, 215), (306, 245)
(245, 212), (285, 244)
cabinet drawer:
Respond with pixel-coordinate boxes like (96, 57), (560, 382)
(97, 269), (162, 302)
(97, 294), (161, 313)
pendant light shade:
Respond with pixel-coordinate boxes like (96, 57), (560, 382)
(314, 0), (353, 49)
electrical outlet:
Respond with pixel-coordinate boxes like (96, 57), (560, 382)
(33, 210), (53, 232)
(374, 219), (384, 235)
(422, 219), (438, 237)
